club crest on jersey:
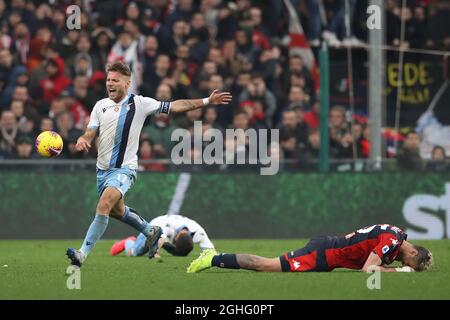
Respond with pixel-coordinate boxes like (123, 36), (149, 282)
(114, 106), (119, 112)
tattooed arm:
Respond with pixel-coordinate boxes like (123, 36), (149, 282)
(236, 254), (282, 272)
(170, 89), (232, 113)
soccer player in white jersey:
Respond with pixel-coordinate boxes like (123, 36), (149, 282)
(110, 214), (215, 257)
(66, 62), (231, 267)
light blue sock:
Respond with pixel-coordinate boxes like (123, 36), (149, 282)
(80, 214), (109, 256)
(125, 239), (137, 256)
(133, 233), (149, 256)
(120, 207), (152, 236)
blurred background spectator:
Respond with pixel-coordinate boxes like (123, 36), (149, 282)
(0, 0), (447, 173)
(426, 145), (448, 171)
(396, 131), (424, 171)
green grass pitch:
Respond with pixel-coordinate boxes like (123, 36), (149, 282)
(1, 239), (449, 300)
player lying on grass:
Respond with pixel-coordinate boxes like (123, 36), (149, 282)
(66, 61), (231, 268)
(187, 224), (433, 273)
(110, 214), (215, 257)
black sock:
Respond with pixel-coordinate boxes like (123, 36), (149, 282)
(212, 254), (240, 269)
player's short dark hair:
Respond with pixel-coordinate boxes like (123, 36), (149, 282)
(106, 61), (131, 77)
(413, 245), (433, 271)
(173, 232), (194, 256)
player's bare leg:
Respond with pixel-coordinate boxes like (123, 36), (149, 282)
(187, 252), (281, 273)
(96, 187), (122, 215)
(67, 187), (121, 267)
(109, 197), (126, 219)
(236, 255), (282, 272)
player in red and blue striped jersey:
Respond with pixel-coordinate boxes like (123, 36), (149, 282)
(187, 224), (433, 273)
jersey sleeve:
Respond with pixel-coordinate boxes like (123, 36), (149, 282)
(373, 234), (401, 264)
(193, 227), (215, 250)
(161, 233), (169, 241)
(87, 102), (100, 131)
(150, 216), (173, 241)
(160, 223), (175, 242)
(138, 95), (171, 116)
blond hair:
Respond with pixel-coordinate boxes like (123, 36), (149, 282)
(414, 246), (433, 271)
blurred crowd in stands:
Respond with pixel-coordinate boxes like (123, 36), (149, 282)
(0, 0), (448, 171)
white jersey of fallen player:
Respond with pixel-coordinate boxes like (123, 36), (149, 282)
(150, 214), (214, 250)
(88, 94), (170, 170)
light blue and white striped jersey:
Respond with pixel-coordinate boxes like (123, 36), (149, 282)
(88, 94), (171, 170)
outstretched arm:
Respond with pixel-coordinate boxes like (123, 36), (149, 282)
(154, 237), (166, 258)
(170, 89), (232, 114)
(361, 252), (414, 272)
